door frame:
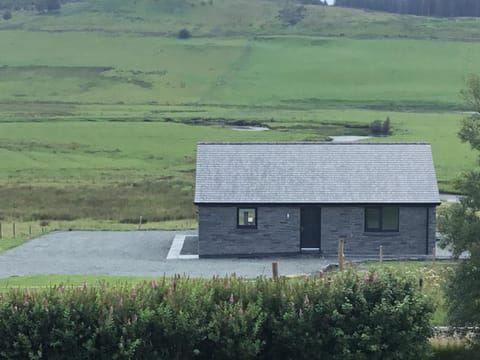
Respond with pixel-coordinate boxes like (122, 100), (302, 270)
(300, 207), (321, 252)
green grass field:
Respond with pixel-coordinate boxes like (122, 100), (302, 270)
(0, 0), (479, 226)
(0, 274), (156, 288)
(0, 32), (478, 108)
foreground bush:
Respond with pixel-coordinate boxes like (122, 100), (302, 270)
(0, 270), (433, 359)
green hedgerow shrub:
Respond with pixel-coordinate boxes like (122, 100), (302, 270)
(2, 10), (12, 20)
(0, 270), (433, 360)
(178, 28), (191, 39)
(370, 117), (391, 136)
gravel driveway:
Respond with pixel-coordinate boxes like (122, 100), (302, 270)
(0, 231), (333, 279)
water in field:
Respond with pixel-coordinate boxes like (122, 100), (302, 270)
(329, 136), (371, 142)
(231, 126), (269, 131)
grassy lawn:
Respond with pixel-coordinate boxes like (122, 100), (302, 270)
(0, 274), (156, 289)
(0, 235), (36, 253)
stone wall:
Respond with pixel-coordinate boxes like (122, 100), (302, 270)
(320, 206), (436, 256)
(198, 205), (436, 257)
(198, 206), (300, 257)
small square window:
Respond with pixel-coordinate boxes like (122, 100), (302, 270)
(237, 208), (257, 228)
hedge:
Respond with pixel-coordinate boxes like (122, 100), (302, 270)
(0, 270), (433, 360)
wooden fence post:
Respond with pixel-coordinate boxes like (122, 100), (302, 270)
(338, 239), (345, 271)
(138, 216), (143, 230)
(12, 223), (15, 238)
(432, 246), (436, 262)
(379, 245), (384, 263)
(272, 262), (279, 280)
(0, 222), (2, 239)
(29, 225), (32, 235)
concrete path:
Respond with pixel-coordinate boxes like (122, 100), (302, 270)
(0, 230), (333, 279)
(439, 193), (461, 202)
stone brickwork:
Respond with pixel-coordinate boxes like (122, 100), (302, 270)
(198, 205), (436, 257)
(320, 206), (436, 256)
(198, 206), (300, 257)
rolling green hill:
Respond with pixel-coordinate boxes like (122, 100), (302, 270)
(0, 0), (478, 226)
(3, 0), (480, 40)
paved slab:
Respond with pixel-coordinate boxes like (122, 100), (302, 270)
(167, 234), (198, 260)
(0, 230), (333, 278)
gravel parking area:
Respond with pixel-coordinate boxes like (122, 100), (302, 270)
(0, 231), (459, 279)
(0, 230), (333, 278)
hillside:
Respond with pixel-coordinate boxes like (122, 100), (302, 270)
(2, 0), (480, 40)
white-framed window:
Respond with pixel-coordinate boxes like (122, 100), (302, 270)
(237, 208), (257, 228)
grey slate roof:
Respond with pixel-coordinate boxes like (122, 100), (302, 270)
(194, 142), (440, 204)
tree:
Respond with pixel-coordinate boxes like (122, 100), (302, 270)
(438, 74), (480, 331)
(46, 0), (60, 11)
(382, 116), (391, 135)
(35, 0), (60, 13)
(2, 10), (11, 20)
(178, 28), (191, 39)
(333, 0), (480, 17)
(277, 4), (306, 26)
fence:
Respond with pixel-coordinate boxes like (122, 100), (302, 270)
(0, 222), (48, 239)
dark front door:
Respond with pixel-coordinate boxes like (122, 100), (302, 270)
(300, 207), (321, 250)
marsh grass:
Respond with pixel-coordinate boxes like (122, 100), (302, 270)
(0, 181), (195, 222)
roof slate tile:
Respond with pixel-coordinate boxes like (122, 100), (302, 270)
(194, 142), (440, 204)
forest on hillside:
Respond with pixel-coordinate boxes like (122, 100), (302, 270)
(335, 0), (480, 17)
(0, 0), (83, 11)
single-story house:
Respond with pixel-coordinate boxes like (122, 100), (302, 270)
(194, 142), (440, 257)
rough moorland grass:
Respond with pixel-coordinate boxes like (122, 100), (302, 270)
(0, 108), (474, 222)
(0, 121), (308, 222)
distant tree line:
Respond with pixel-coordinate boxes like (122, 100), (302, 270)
(0, 0), (82, 12)
(335, 0), (480, 17)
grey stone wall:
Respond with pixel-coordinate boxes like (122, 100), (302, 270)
(198, 206), (300, 257)
(198, 205), (436, 257)
(320, 206), (436, 256)
(427, 207), (436, 255)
